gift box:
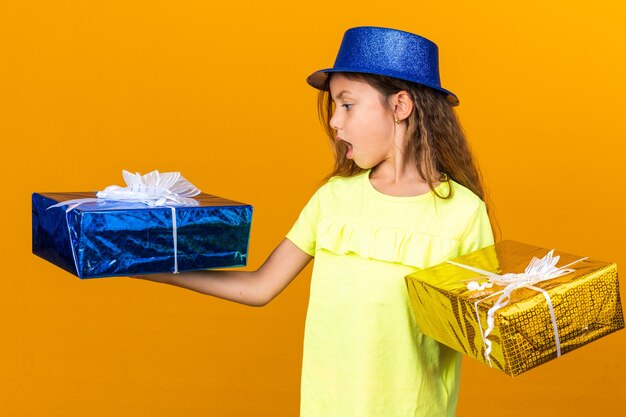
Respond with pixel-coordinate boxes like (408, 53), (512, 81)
(405, 240), (624, 377)
(32, 191), (253, 278)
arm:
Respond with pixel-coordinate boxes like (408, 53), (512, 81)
(133, 238), (312, 307)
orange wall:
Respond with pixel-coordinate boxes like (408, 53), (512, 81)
(2, 1), (625, 416)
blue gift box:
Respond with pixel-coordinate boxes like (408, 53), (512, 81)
(32, 192), (253, 278)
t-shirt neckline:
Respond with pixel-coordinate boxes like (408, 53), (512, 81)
(363, 169), (449, 202)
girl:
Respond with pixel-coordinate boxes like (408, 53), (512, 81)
(136, 26), (494, 417)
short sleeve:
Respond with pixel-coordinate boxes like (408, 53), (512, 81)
(458, 201), (494, 256)
(286, 187), (323, 256)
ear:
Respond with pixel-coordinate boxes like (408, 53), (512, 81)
(391, 91), (413, 122)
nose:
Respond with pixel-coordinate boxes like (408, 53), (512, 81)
(329, 110), (341, 131)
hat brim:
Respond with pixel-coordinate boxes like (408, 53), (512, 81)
(307, 68), (460, 107)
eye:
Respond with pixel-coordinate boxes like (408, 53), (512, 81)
(342, 104), (353, 110)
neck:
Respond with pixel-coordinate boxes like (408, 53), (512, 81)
(369, 158), (437, 197)
(367, 123), (440, 196)
(370, 124), (426, 185)
(371, 159), (422, 184)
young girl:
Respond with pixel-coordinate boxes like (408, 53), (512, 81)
(137, 26), (494, 417)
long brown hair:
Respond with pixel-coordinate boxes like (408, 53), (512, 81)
(318, 72), (492, 209)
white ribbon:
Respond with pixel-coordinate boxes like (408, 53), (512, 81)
(170, 207), (179, 274)
(49, 170), (201, 212)
(447, 250), (587, 367)
(48, 170), (201, 275)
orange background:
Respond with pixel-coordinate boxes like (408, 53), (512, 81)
(2, 1), (625, 416)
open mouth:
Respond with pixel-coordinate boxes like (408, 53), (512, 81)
(346, 143), (353, 159)
(337, 139), (353, 159)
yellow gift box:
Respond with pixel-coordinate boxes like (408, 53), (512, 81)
(405, 240), (624, 377)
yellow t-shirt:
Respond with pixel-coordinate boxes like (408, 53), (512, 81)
(287, 170), (494, 417)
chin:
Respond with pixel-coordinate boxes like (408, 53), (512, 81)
(353, 160), (378, 170)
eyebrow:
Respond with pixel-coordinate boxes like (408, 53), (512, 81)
(332, 90), (352, 100)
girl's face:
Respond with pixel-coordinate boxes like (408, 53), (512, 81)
(329, 74), (397, 169)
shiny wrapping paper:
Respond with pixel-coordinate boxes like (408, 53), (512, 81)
(32, 192), (253, 279)
(405, 240), (624, 377)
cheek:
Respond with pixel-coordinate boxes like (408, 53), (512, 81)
(370, 114), (394, 142)
(368, 106), (393, 132)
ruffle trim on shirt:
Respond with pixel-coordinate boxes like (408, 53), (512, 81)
(316, 216), (460, 270)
